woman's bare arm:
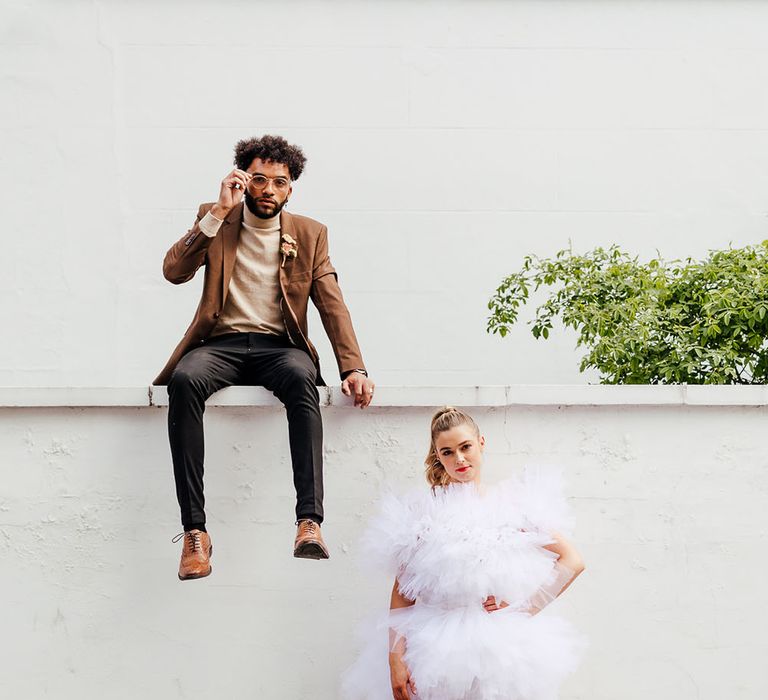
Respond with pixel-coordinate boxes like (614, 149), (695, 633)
(484, 532), (585, 614)
(542, 531), (585, 598)
(389, 579), (417, 700)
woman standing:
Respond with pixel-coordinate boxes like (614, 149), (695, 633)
(342, 407), (586, 700)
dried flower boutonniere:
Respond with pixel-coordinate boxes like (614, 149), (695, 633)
(280, 233), (298, 268)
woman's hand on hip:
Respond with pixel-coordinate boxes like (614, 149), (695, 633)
(482, 595), (509, 613)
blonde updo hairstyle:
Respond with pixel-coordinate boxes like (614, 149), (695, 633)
(424, 406), (481, 488)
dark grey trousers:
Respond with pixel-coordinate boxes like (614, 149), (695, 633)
(167, 332), (323, 529)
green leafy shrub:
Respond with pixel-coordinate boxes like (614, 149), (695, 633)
(487, 242), (768, 384)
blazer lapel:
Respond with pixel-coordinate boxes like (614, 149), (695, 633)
(221, 202), (243, 302)
(279, 209), (297, 289)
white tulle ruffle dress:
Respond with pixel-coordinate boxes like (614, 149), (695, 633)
(342, 469), (585, 700)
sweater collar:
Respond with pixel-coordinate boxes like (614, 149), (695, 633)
(242, 203), (280, 230)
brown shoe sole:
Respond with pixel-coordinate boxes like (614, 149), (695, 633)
(293, 541), (329, 560)
(178, 545), (213, 581)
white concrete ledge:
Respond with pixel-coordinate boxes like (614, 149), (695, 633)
(0, 386), (152, 407)
(0, 385), (767, 407)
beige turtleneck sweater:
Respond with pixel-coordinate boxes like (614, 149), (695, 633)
(198, 206), (286, 337)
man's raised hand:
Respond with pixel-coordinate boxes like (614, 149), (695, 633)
(211, 169), (251, 219)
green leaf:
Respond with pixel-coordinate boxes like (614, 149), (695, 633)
(487, 241), (768, 384)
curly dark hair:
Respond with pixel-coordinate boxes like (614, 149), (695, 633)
(233, 135), (307, 181)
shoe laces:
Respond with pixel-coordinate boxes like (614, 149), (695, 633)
(172, 531), (203, 552)
(298, 519), (317, 536)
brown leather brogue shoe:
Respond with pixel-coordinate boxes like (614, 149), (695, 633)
(293, 519), (329, 560)
(173, 529), (212, 580)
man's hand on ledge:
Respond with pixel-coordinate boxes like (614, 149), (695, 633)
(341, 373), (375, 409)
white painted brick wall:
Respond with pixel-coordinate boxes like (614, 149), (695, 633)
(1, 395), (766, 699)
(3, 1), (768, 387)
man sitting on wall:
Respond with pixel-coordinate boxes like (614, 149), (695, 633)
(154, 135), (374, 580)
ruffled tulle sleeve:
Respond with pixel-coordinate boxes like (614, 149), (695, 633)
(357, 489), (424, 577)
(512, 466), (574, 537)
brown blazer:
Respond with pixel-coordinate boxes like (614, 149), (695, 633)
(153, 202), (365, 385)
